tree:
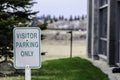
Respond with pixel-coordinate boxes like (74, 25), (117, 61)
(81, 15), (85, 20)
(0, 0), (37, 61)
(69, 15), (73, 21)
(53, 16), (58, 22)
(59, 15), (64, 21)
(74, 16), (80, 21)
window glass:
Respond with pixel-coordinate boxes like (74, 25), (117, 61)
(99, 7), (107, 38)
(99, 5), (108, 56)
(100, 40), (107, 56)
(99, 0), (108, 6)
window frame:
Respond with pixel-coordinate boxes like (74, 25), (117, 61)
(98, 0), (108, 56)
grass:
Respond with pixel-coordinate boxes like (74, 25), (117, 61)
(0, 57), (109, 80)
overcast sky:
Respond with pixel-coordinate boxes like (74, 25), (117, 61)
(32, 0), (87, 18)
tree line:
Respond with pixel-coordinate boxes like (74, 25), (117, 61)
(38, 14), (87, 23)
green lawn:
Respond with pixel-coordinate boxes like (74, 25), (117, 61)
(0, 57), (109, 80)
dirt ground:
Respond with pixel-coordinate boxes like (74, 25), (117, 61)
(41, 40), (87, 61)
(41, 30), (86, 61)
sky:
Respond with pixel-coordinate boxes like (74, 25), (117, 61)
(32, 0), (87, 18)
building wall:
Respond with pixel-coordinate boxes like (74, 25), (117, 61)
(107, 0), (116, 66)
(91, 0), (99, 59)
(87, 0), (100, 59)
(87, 0), (92, 58)
(115, 1), (120, 65)
(87, 0), (120, 66)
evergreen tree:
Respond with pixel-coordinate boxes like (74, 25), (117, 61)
(64, 18), (68, 21)
(77, 16), (80, 20)
(74, 16), (80, 21)
(74, 16), (77, 21)
(53, 16), (58, 22)
(46, 15), (51, 20)
(59, 15), (64, 21)
(81, 15), (85, 20)
(69, 15), (73, 21)
(0, 0), (37, 61)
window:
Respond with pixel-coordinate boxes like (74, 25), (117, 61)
(99, 0), (108, 6)
(99, 7), (108, 38)
(100, 40), (107, 56)
(99, 0), (108, 56)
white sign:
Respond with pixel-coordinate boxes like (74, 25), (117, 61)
(13, 27), (41, 69)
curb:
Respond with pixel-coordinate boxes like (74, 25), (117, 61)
(90, 60), (118, 80)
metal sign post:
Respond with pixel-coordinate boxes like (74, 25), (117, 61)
(70, 31), (73, 58)
(25, 65), (31, 80)
(67, 31), (73, 58)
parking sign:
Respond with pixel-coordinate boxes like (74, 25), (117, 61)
(13, 27), (41, 69)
